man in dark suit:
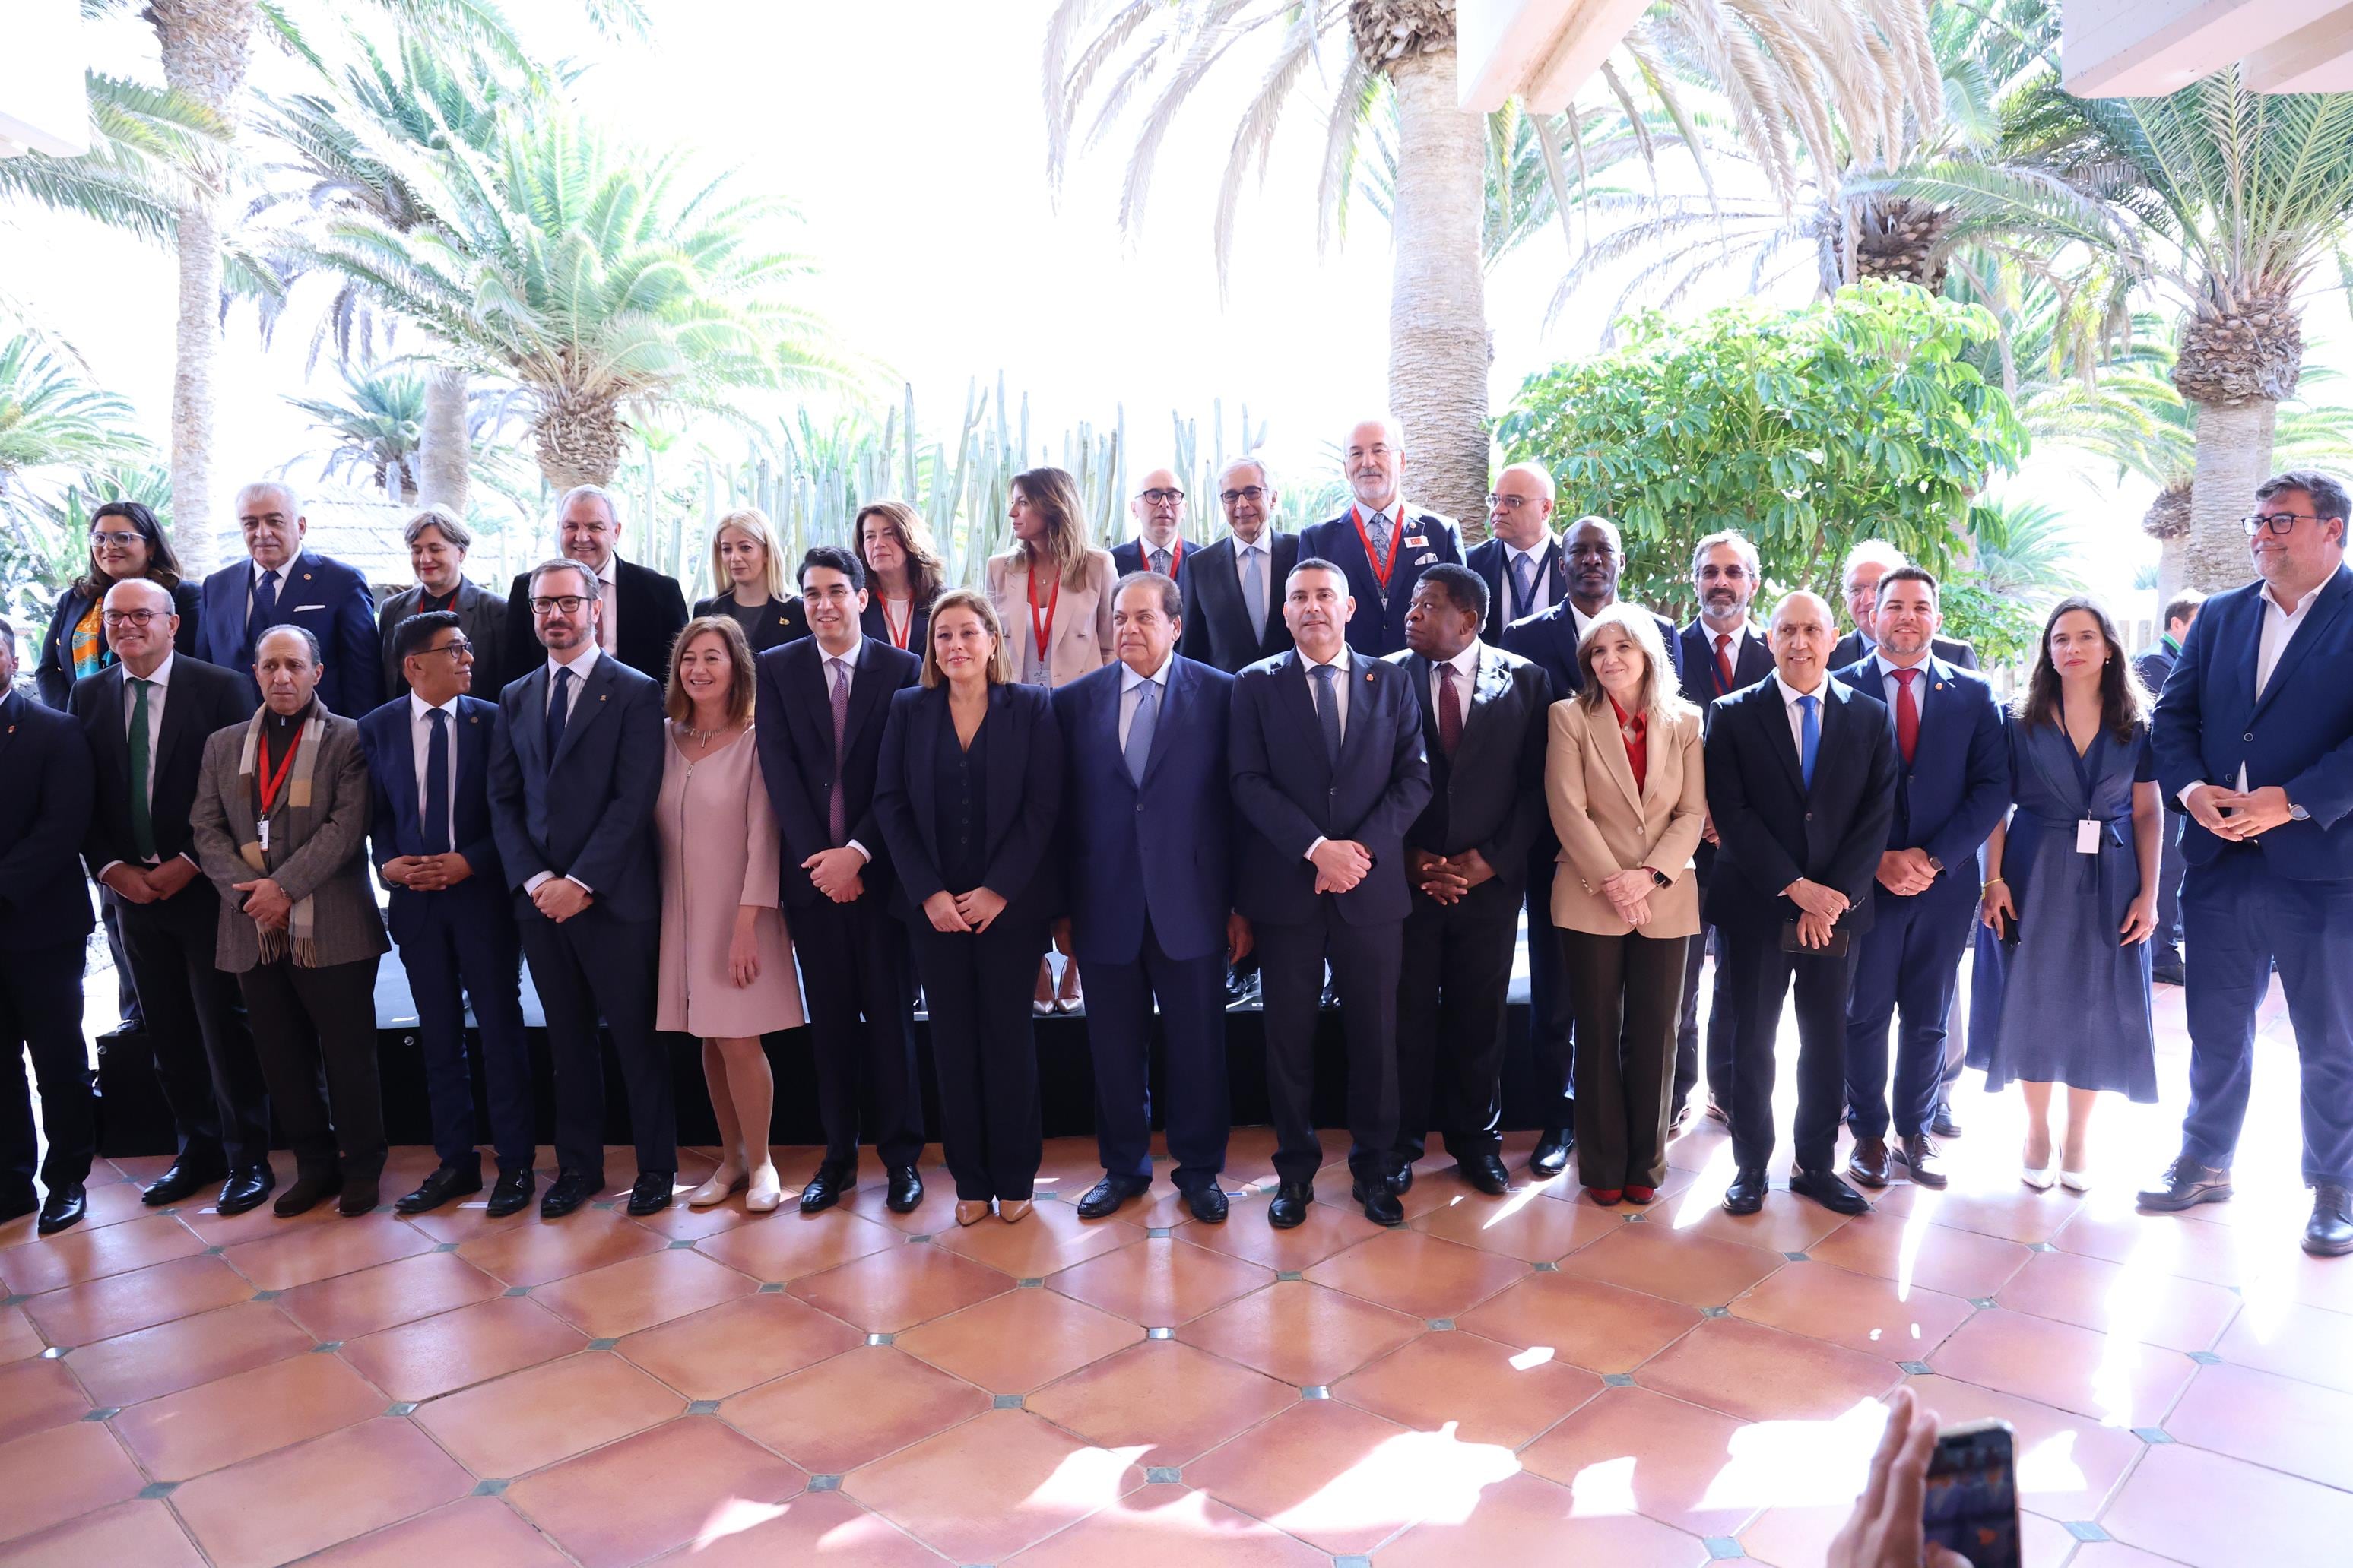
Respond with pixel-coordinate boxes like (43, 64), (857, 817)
(0, 617), (97, 1234)
(1828, 540), (1978, 672)
(1501, 513), (1683, 1177)
(1057, 572), (1243, 1224)
(1181, 458), (1298, 673)
(1704, 590), (1898, 1216)
(1295, 417), (1463, 657)
(360, 612), (536, 1218)
(756, 546), (926, 1216)
(195, 481), (380, 717)
(1674, 530), (1776, 1127)
(377, 507), (508, 703)
(1463, 464), (1566, 641)
(1111, 467), (1192, 582)
(2135, 588), (2205, 987)
(1387, 565), (1550, 1196)
(1833, 566), (2008, 1193)
(501, 484), (689, 683)
(71, 579), (274, 1216)
(2144, 470), (2353, 1257)
(488, 558), (672, 1218)
(1230, 558), (1432, 1227)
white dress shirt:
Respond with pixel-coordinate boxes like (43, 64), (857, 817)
(1569, 602), (1595, 645)
(1429, 638), (1483, 714)
(1872, 650), (1933, 720)
(98, 652), (186, 876)
(525, 644), (602, 893)
(1118, 648), (1176, 750)
(1774, 670), (1829, 762)
(2177, 577), (2323, 803)
(1502, 540), (1555, 620)
(817, 637), (874, 864)
(408, 692), (462, 837)
(1300, 645), (1353, 863)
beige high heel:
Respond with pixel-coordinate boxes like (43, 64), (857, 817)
(955, 1199), (991, 1227)
(746, 1164), (783, 1213)
(998, 1199), (1034, 1224)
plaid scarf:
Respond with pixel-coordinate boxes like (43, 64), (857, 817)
(235, 705), (326, 965)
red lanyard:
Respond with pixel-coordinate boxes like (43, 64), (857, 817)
(1028, 568), (1058, 668)
(1351, 506), (1398, 591)
(882, 597), (912, 650)
(257, 724), (303, 817)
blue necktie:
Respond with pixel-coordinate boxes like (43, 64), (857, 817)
(423, 708), (452, 854)
(1124, 677), (1159, 787)
(1311, 662), (1342, 766)
(1798, 693), (1819, 790)
(547, 665), (573, 758)
(246, 567), (281, 654)
(1511, 553), (1538, 619)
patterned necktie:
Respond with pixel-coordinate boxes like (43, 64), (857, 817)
(1892, 667), (1920, 768)
(128, 677), (156, 862)
(246, 568), (281, 652)
(1797, 694), (1820, 789)
(1125, 678), (1160, 786)
(1311, 662), (1343, 765)
(1151, 546), (1171, 577)
(423, 708), (452, 854)
(1368, 512), (1392, 572)
(1241, 545), (1267, 642)
(547, 665), (574, 757)
(1715, 633), (1735, 694)
(828, 657), (851, 844)
(1511, 553), (1538, 620)
(1436, 662), (1463, 758)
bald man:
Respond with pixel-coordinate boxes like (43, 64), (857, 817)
(1295, 417), (1464, 657)
(1464, 464), (1565, 641)
(195, 481), (381, 717)
(1113, 468), (1193, 584)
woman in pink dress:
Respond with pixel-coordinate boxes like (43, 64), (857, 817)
(656, 616), (804, 1212)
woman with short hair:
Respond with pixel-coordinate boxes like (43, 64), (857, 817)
(693, 508), (808, 654)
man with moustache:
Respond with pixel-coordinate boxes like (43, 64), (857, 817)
(195, 481), (379, 717)
(501, 485), (690, 683)
(1181, 456), (1298, 674)
(1230, 559), (1432, 1227)
(1464, 464), (1567, 641)
(377, 507), (508, 703)
(1113, 468), (1192, 582)
(1295, 417), (1463, 658)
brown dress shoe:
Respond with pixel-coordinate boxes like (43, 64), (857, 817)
(1894, 1135), (1947, 1189)
(1846, 1136), (1891, 1189)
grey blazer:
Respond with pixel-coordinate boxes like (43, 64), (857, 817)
(379, 578), (509, 703)
(189, 710), (389, 973)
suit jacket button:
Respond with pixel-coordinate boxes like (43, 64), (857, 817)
(1805, 811), (1814, 821)
(2244, 732), (2254, 742)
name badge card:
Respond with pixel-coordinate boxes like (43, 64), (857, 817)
(2076, 819), (2100, 854)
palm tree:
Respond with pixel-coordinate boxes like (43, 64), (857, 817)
(283, 364), (428, 501)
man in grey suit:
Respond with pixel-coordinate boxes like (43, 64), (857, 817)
(378, 507), (508, 702)
(190, 626), (390, 1218)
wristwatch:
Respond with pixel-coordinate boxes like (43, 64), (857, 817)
(1925, 854), (1945, 876)
(1647, 867), (1673, 889)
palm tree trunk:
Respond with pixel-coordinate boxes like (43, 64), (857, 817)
(152, 0), (257, 577)
(2181, 398), (2275, 593)
(1385, 44), (1491, 533)
(418, 366), (471, 515)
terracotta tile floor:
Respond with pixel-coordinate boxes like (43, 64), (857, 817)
(2, 975), (2348, 1566)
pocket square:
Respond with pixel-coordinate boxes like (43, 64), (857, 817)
(1413, 553), (1436, 567)
(291, 603), (326, 613)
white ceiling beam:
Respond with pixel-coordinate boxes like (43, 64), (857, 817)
(2242, 6), (2353, 90)
(2062, 0), (2343, 96)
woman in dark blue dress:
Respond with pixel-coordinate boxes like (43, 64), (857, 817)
(1970, 597), (2161, 1193)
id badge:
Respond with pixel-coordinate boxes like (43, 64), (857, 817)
(258, 818), (271, 853)
(2075, 819), (2099, 854)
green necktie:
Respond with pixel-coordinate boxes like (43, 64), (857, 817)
(128, 677), (156, 862)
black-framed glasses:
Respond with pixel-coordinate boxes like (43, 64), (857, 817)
(530, 595), (591, 614)
(1138, 487), (1185, 506)
(100, 609), (163, 628)
(419, 638), (474, 660)
(1219, 486), (1267, 506)
(89, 531), (144, 548)
(2244, 511), (2317, 536)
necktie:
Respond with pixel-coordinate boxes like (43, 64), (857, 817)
(1797, 694), (1820, 790)
(1311, 662), (1342, 766)
(1151, 546), (1171, 577)
(1368, 512), (1392, 572)
(1241, 546), (1267, 642)
(1511, 553), (1537, 620)
(423, 708), (452, 854)
(1892, 667), (1920, 768)
(1436, 662), (1463, 758)
(828, 657), (851, 843)
(547, 665), (574, 757)
(128, 677), (156, 862)
(1125, 678), (1159, 786)
(247, 568), (281, 652)
(1715, 633), (1735, 695)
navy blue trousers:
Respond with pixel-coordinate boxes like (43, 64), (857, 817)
(1080, 917), (1229, 1192)
(1844, 875), (1977, 1141)
(396, 892), (534, 1174)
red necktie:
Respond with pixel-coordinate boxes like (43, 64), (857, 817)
(1715, 633), (1734, 694)
(1437, 663), (1463, 758)
(1892, 667), (1920, 767)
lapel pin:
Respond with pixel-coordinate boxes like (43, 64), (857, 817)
(303, 572), (312, 581)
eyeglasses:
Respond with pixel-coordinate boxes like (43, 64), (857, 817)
(1219, 486), (1267, 506)
(418, 639), (474, 660)
(1486, 493), (1536, 512)
(1138, 488), (1185, 506)
(530, 595), (591, 614)
(90, 531), (144, 548)
(2244, 511), (2317, 536)
(100, 610), (163, 628)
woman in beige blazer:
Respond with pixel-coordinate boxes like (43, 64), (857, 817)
(1545, 603), (1707, 1205)
(984, 464), (1113, 1011)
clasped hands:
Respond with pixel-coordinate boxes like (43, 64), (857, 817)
(1310, 838), (1373, 896)
(1874, 847), (1938, 897)
(232, 875), (292, 930)
(1406, 847), (1497, 906)
(2185, 784), (2293, 841)
(383, 852), (474, 892)
(1599, 867), (1655, 927)
(925, 886), (1007, 934)
(99, 857), (199, 906)
(1784, 876), (1847, 949)
(802, 847), (866, 904)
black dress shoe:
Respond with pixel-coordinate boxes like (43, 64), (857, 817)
(1846, 1136), (1891, 1189)
(338, 1179), (381, 1217)
(799, 1165), (854, 1215)
(1930, 1102), (1963, 1139)
(1352, 1177), (1406, 1227)
(2136, 1158), (2232, 1213)
(1722, 1167), (1768, 1215)
(0, 1189), (35, 1226)
(1790, 1168), (1870, 1215)
(217, 1166), (274, 1216)
(1267, 1179), (1313, 1229)
(395, 1164), (484, 1216)
(1530, 1129), (1573, 1179)
(626, 1171), (675, 1217)
(540, 1169), (600, 1218)
(1183, 1185), (1229, 1224)
(2151, 961), (2187, 987)
(886, 1166), (924, 1214)
(2306, 1183), (2353, 1257)
(143, 1160), (226, 1208)
(1459, 1154), (1511, 1196)
(1384, 1160), (1415, 1196)
(274, 1170), (342, 1217)
(486, 1170), (535, 1218)
(1076, 1177), (1146, 1219)
(1895, 1135), (1948, 1189)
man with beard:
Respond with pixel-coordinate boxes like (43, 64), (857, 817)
(1295, 417), (1462, 657)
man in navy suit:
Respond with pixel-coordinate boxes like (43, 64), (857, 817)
(195, 481), (379, 717)
(2134, 589), (2205, 986)
(1834, 566), (2008, 1192)
(1294, 417), (1463, 657)
(756, 546), (926, 1217)
(1181, 458), (1298, 676)
(360, 611), (536, 1218)
(1057, 572), (1243, 1224)
(1230, 558), (1432, 1227)
(1502, 513), (1683, 1177)
(1111, 468), (1192, 583)
(1463, 464), (1566, 641)
(1704, 591), (1898, 1217)
(2144, 469), (2353, 1257)
(488, 559), (671, 1219)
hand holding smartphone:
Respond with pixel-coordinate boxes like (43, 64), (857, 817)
(1923, 1418), (2022, 1568)
(1827, 1386), (1988, 1568)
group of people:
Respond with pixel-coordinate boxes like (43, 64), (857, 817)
(1, 431), (2347, 1263)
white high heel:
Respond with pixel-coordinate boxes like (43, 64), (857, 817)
(746, 1164), (783, 1213)
(2059, 1167), (2091, 1193)
(2022, 1164), (2057, 1192)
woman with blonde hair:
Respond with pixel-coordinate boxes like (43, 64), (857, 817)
(1544, 603), (1707, 1205)
(984, 466), (1115, 1011)
(694, 508), (808, 654)
(657, 615), (805, 1213)
(856, 499), (946, 654)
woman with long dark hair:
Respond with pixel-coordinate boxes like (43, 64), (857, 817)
(1970, 595), (2161, 1193)
(856, 499), (946, 655)
(35, 500), (201, 708)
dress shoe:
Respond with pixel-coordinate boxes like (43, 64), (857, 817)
(999, 1198), (1034, 1224)
(1894, 1136), (1947, 1189)
(1352, 1176), (1405, 1227)
(2136, 1158), (2231, 1213)
(1267, 1179), (1313, 1229)
(1722, 1167), (1768, 1215)
(143, 1160), (226, 1208)
(539, 1169), (600, 1218)
(217, 1166), (274, 1216)
(1529, 1129), (1573, 1178)
(1183, 1184), (1229, 1224)
(795, 1165), (850, 1215)
(746, 1164), (783, 1213)
(1706, 1097), (1730, 1125)
(1790, 1168), (1870, 1215)
(626, 1171), (675, 1217)
(954, 1199), (991, 1227)
(2305, 1183), (2353, 1257)
(1930, 1101), (1963, 1139)
(1622, 1184), (1657, 1204)
(395, 1164), (483, 1216)
(1077, 1177), (1147, 1219)
(274, 1170), (342, 1218)
(486, 1169), (535, 1217)
(1587, 1186), (1623, 1206)
(886, 1166), (924, 1214)
(1846, 1136), (1891, 1189)
(0, 1189), (34, 1226)
(1384, 1160), (1415, 1196)
(1458, 1154), (1511, 1196)
(2151, 955), (2186, 987)
(338, 1179), (380, 1217)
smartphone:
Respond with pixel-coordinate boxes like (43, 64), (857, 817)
(1922, 1417), (2022, 1568)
